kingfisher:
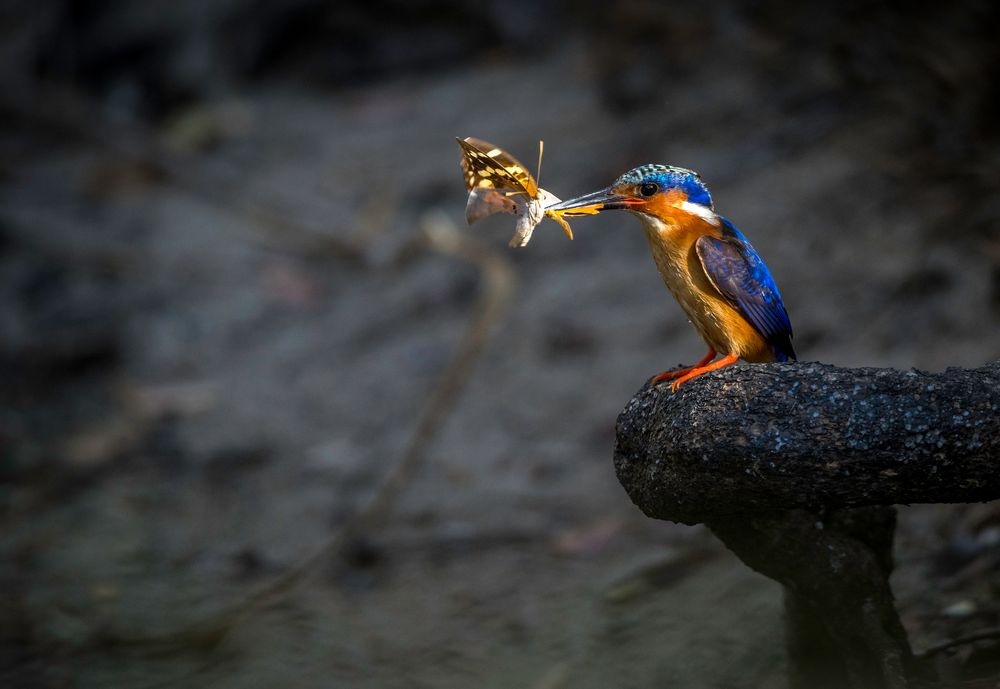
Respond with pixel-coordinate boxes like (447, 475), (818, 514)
(547, 164), (795, 389)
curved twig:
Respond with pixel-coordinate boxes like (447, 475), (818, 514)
(916, 626), (1000, 658)
(114, 214), (514, 654)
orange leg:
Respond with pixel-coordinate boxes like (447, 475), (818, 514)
(650, 349), (716, 385)
(669, 352), (740, 391)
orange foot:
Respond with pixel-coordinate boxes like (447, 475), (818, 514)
(651, 351), (740, 391)
(650, 349), (716, 385)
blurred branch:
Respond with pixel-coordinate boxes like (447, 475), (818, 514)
(5, 82), (515, 654)
(107, 213), (513, 654)
(337, 210), (514, 546)
(916, 626), (1000, 659)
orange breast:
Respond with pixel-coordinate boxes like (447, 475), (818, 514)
(637, 209), (774, 362)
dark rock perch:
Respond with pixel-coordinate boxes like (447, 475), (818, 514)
(613, 361), (1000, 689)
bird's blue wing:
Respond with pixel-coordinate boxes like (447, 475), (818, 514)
(695, 218), (795, 361)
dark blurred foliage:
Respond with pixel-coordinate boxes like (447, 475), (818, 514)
(3, 0), (562, 117)
(590, 1), (1000, 123)
(1, 2), (999, 687)
(589, 0), (1000, 238)
(4, 0), (997, 237)
(7, 1), (999, 130)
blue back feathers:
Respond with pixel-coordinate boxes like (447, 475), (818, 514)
(696, 218), (796, 362)
(614, 164), (713, 208)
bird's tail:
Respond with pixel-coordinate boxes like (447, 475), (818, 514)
(772, 345), (796, 363)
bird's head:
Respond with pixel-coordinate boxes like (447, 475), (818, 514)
(547, 164), (716, 225)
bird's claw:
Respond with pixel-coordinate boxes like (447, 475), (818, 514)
(649, 372), (687, 391)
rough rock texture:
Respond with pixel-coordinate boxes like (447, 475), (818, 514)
(615, 362), (1000, 525)
(615, 361), (1000, 688)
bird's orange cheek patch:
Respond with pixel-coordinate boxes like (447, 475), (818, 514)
(642, 189), (690, 219)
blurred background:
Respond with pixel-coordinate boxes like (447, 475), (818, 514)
(1, 1), (999, 687)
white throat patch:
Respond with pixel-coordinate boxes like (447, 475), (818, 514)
(679, 201), (720, 225)
(633, 203), (720, 234)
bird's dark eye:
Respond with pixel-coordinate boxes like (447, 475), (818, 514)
(639, 182), (658, 197)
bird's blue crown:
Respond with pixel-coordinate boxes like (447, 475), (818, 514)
(614, 164), (713, 209)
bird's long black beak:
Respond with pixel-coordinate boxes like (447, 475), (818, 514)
(545, 187), (635, 216)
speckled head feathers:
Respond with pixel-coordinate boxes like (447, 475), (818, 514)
(614, 164), (713, 208)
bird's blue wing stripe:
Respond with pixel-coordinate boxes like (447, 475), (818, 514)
(695, 218), (795, 360)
